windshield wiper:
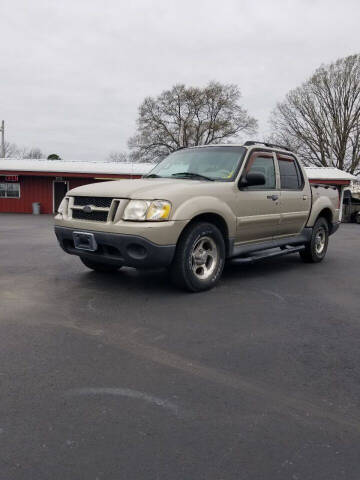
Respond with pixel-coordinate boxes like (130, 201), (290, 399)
(171, 172), (214, 181)
(144, 173), (162, 178)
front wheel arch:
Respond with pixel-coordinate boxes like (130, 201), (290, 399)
(177, 213), (230, 255)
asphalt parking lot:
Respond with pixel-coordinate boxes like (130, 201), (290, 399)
(1, 214), (360, 480)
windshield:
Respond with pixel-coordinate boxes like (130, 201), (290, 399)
(146, 146), (246, 182)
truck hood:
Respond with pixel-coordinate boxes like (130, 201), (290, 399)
(67, 178), (228, 200)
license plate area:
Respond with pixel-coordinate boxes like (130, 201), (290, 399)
(73, 231), (98, 252)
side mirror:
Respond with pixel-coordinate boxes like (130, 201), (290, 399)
(239, 172), (266, 188)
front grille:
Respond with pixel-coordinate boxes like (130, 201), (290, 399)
(72, 210), (109, 222)
(73, 196), (113, 208)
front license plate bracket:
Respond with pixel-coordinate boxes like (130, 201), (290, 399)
(73, 231), (98, 252)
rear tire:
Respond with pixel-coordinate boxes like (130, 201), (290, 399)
(299, 217), (329, 263)
(80, 257), (122, 273)
(170, 222), (225, 292)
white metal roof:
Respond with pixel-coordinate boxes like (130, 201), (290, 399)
(0, 158), (154, 175)
(304, 167), (356, 181)
(0, 158), (356, 181)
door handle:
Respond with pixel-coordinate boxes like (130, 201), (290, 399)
(267, 195), (279, 201)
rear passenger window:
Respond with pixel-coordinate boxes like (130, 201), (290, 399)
(247, 156), (276, 190)
(278, 157), (301, 189)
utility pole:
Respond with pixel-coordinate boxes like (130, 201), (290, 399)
(0, 120), (4, 158)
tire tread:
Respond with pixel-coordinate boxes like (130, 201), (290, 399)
(170, 222), (225, 292)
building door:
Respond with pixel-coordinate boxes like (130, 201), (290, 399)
(53, 181), (68, 213)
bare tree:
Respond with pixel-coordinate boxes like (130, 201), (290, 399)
(129, 81), (257, 162)
(107, 150), (144, 163)
(107, 151), (129, 163)
(270, 54), (360, 174)
(26, 148), (43, 159)
(1, 143), (45, 159)
(2, 142), (20, 158)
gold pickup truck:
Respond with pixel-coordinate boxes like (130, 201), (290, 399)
(55, 141), (340, 291)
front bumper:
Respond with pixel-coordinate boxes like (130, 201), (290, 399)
(54, 226), (176, 268)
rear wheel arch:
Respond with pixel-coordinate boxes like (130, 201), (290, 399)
(316, 208), (333, 229)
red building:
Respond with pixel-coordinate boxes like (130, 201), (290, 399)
(0, 160), (356, 216)
(0, 159), (153, 214)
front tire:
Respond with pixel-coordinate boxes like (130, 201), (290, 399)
(170, 222), (225, 292)
(80, 257), (122, 273)
(299, 217), (329, 263)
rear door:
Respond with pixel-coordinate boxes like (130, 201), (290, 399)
(276, 153), (311, 236)
(235, 150), (281, 243)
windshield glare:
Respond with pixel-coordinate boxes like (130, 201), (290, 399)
(147, 146), (246, 181)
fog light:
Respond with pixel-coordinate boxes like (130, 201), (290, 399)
(126, 243), (147, 259)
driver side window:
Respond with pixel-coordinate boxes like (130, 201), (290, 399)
(246, 155), (276, 190)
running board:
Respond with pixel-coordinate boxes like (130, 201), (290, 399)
(230, 245), (305, 264)
(228, 229), (312, 259)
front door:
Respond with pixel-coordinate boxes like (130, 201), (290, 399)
(53, 181), (68, 213)
(235, 151), (281, 244)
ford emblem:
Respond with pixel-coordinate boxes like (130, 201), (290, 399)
(83, 205), (93, 213)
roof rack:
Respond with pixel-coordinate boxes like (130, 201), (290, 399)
(244, 140), (291, 152)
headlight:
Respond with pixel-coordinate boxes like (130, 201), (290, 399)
(123, 200), (171, 221)
(146, 200), (171, 220)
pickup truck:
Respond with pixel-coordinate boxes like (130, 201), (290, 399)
(54, 141), (340, 291)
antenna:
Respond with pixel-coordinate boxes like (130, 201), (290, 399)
(0, 121), (5, 158)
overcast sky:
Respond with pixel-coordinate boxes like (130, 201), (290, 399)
(1, 0), (359, 161)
